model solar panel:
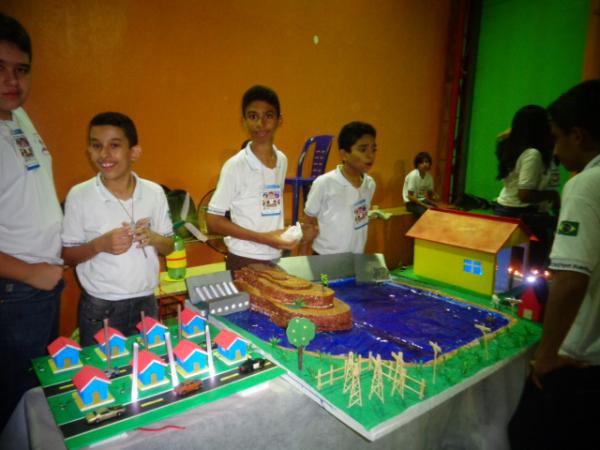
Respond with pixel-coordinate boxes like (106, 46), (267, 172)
(185, 271), (250, 316)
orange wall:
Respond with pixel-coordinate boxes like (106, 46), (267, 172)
(3, 0), (452, 334)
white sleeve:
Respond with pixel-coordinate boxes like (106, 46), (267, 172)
(517, 149), (544, 190)
(61, 189), (86, 247)
(406, 171), (419, 193)
(304, 177), (324, 218)
(208, 160), (236, 216)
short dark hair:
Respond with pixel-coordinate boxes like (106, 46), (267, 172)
(89, 112), (138, 147)
(242, 85), (281, 117)
(548, 79), (600, 143)
(414, 151), (432, 168)
(0, 13), (32, 61)
(338, 121), (376, 152)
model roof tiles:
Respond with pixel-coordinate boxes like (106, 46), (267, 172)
(94, 327), (126, 345)
(47, 336), (81, 356)
(133, 350), (167, 373)
(73, 366), (110, 392)
(214, 329), (241, 350)
(181, 308), (204, 326)
(136, 316), (167, 333)
(173, 340), (206, 361)
(406, 209), (534, 254)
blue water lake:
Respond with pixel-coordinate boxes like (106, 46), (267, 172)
(224, 279), (509, 363)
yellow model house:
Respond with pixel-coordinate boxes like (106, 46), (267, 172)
(406, 209), (534, 295)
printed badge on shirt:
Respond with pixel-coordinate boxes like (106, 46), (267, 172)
(261, 184), (282, 216)
(11, 128), (40, 171)
(353, 198), (369, 229)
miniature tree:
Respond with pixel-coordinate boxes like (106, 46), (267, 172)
(269, 336), (281, 348)
(286, 317), (316, 371)
(289, 298), (306, 310)
(320, 273), (329, 292)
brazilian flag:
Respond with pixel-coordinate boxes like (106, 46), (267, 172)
(558, 220), (579, 236)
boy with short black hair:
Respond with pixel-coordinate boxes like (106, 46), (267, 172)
(402, 151), (438, 218)
(303, 121), (377, 254)
(508, 79), (600, 449)
(0, 13), (64, 428)
(61, 112), (174, 346)
(207, 85), (301, 271)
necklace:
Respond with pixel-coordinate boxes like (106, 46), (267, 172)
(102, 174), (136, 227)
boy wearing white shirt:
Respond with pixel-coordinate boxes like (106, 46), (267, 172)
(207, 85), (303, 270)
(402, 151), (438, 218)
(303, 122), (377, 254)
(0, 14), (64, 428)
(61, 112), (173, 346)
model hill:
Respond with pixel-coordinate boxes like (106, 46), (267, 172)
(234, 264), (352, 332)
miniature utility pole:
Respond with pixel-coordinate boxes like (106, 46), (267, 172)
(103, 318), (112, 372)
(347, 363), (363, 408)
(165, 331), (179, 388)
(343, 352), (355, 393)
(177, 304), (182, 340)
(368, 354), (384, 403)
(131, 342), (139, 402)
(429, 341), (441, 384)
(140, 311), (148, 348)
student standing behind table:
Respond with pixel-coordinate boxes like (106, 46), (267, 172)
(207, 85), (308, 271)
(0, 13), (64, 429)
(302, 121), (377, 255)
(402, 151), (438, 218)
(493, 105), (560, 268)
(61, 112), (173, 346)
(508, 79), (600, 450)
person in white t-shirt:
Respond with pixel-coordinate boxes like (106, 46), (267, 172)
(493, 105), (560, 268)
(303, 122), (377, 254)
(207, 86), (306, 271)
(508, 80), (600, 450)
(0, 14), (64, 429)
(61, 112), (174, 346)
(402, 151), (438, 218)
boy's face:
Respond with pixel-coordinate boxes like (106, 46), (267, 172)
(551, 122), (583, 172)
(88, 125), (140, 183)
(0, 41), (31, 120)
(417, 159), (431, 174)
(242, 100), (281, 145)
(342, 134), (377, 174)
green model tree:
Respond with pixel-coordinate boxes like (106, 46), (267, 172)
(286, 317), (316, 371)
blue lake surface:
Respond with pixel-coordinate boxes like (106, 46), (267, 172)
(224, 278), (509, 363)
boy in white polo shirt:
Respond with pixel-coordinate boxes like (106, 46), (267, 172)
(508, 80), (600, 449)
(61, 112), (173, 346)
(207, 85), (301, 271)
(0, 13), (64, 428)
(303, 121), (377, 255)
(402, 151), (438, 218)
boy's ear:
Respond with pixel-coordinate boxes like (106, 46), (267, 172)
(130, 145), (142, 161)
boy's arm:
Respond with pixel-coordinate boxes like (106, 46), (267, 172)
(62, 224), (134, 266)
(299, 215), (319, 255)
(407, 191), (431, 209)
(133, 219), (174, 256)
(0, 252), (63, 290)
(206, 213), (298, 251)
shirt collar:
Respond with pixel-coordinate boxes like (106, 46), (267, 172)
(95, 171), (142, 202)
(583, 153), (600, 171)
(333, 164), (365, 189)
(244, 142), (282, 172)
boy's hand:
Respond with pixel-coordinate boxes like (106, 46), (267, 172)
(96, 223), (133, 255)
(263, 230), (300, 251)
(133, 218), (152, 249)
(24, 263), (63, 290)
(300, 222), (319, 243)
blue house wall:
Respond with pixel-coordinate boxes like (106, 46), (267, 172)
(55, 347), (80, 368)
(139, 362), (166, 385)
(177, 351), (207, 372)
(80, 379), (109, 405)
(218, 339), (247, 360)
(183, 317), (206, 335)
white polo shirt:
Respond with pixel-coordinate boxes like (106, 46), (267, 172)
(305, 165), (376, 254)
(496, 148), (545, 208)
(0, 108), (63, 265)
(549, 154), (600, 365)
(62, 173), (173, 300)
(402, 169), (433, 203)
(208, 143), (287, 260)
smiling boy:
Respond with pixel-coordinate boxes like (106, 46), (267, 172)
(61, 112), (173, 346)
(303, 121), (377, 254)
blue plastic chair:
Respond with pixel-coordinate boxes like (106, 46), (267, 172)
(285, 135), (334, 224)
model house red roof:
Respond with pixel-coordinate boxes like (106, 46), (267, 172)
(73, 365), (110, 391)
(181, 308), (205, 326)
(406, 209), (536, 254)
(94, 327), (126, 345)
(47, 336), (81, 357)
(136, 316), (167, 334)
(174, 340), (207, 361)
(214, 329), (241, 350)
(132, 349), (167, 373)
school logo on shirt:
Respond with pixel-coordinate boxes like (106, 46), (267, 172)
(558, 220), (579, 236)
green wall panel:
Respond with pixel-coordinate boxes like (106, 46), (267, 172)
(465, 0), (589, 200)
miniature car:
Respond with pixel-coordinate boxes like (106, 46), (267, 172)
(174, 379), (203, 396)
(85, 405), (125, 424)
(238, 358), (266, 374)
